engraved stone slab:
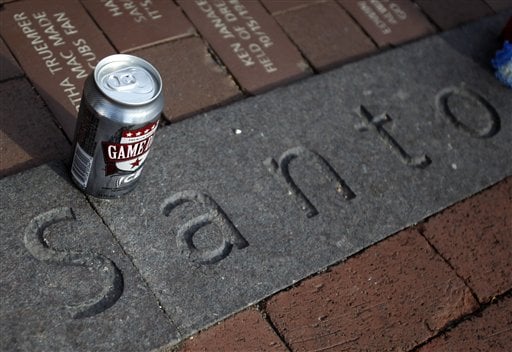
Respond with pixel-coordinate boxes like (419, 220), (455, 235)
(81, 0), (195, 52)
(178, 0), (311, 94)
(90, 14), (512, 340)
(0, 163), (178, 351)
(0, 0), (116, 138)
(339, 0), (435, 46)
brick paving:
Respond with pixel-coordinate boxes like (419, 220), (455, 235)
(421, 177), (512, 304)
(1, 0), (511, 351)
(264, 229), (479, 352)
(415, 0), (494, 30)
(273, 0), (376, 71)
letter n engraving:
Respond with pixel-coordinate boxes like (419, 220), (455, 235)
(436, 86), (500, 138)
(23, 208), (124, 319)
(161, 191), (248, 265)
(264, 146), (355, 218)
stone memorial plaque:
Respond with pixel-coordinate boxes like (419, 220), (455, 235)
(415, 0), (493, 30)
(178, 0), (310, 94)
(90, 14), (512, 338)
(0, 0), (115, 139)
(81, 0), (195, 52)
(339, 0), (435, 46)
(0, 36), (23, 80)
(0, 163), (178, 351)
(274, 0), (376, 71)
(260, 0), (325, 14)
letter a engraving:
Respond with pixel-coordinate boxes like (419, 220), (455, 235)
(355, 105), (431, 168)
(264, 146), (355, 218)
(436, 86), (500, 138)
(162, 191), (248, 265)
(23, 207), (124, 319)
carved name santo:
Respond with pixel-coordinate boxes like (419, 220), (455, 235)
(161, 190), (249, 265)
(23, 207), (123, 319)
(22, 84), (502, 317)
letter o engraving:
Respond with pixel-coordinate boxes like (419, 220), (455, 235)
(436, 86), (500, 138)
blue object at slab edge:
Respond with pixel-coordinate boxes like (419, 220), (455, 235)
(492, 41), (512, 88)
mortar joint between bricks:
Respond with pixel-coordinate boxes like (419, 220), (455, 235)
(415, 222), (481, 305)
(256, 302), (293, 352)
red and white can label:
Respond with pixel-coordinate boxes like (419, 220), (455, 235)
(102, 121), (158, 176)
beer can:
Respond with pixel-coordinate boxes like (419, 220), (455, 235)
(71, 54), (163, 198)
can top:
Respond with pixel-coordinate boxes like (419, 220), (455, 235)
(94, 54), (162, 106)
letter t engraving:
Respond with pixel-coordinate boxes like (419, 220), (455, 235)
(355, 105), (431, 168)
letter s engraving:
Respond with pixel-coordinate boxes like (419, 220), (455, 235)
(23, 207), (124, 319)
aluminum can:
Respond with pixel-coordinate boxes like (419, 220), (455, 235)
(71, 54), (163, 198)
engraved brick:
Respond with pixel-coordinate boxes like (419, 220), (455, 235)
(177, 0), (310, 94)
(421, 177), (512, 303)
(0, 0), (116, 139)
(339, 0), (435, 47)
(80, 0), (195, 52)
(260, 0), (326, 15)
(265, 229), (479, 352)
(484, 0), (512, 11)
(274, 1), (376, 71)
(415, 0), (493, 30)
(0, 36), (23, 80)
(134, 37), (241, 122)
(418, 297), (512, 352)
(170, 308), (288, 352)
(0, 78), (70, 177)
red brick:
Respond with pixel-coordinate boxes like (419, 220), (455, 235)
(274, 0), (376, 71)
(134, 37), (241, 122)
(339, 0), (435, 47)
(0, 78), (71, 177)
(0, 36), (23, 81)
(484, 0), (512, 11)
(0, 0), (116, 139)
(168, 308), (288, 352)
(81, 0), (195, 52)
(415, 0), (493, 30)
(421, 178), (512, 304)
(265, 229), (478, 352)
(178, 0), (310, 94)
(418, 297), (512, 352)
(260, 0), (326, 15)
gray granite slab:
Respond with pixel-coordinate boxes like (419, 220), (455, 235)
(89, 13), (512, 339)
(0, 163), (179, 351)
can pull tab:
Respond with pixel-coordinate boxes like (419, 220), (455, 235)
(104, 67), (154, 94)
